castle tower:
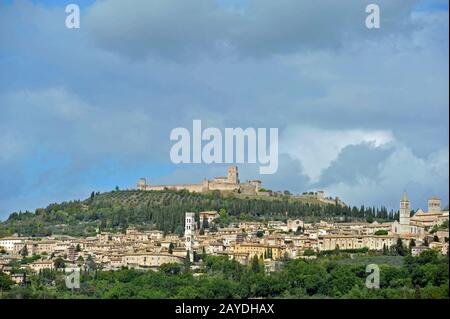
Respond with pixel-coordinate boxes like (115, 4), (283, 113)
(250, 180), (261, 193)
(202, 178), (210, 192)
(185, 212), (195, 262)
(428, 197), (441, 213)
(316, 191), (325, 200)
(399, 192), (411, 234)
(227, 166), (239, 184)
(137, 178), (147, 190)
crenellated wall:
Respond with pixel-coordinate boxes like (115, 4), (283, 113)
(137, 166), (258, 194)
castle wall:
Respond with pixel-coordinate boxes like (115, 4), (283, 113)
(143, 183), (204, 193)
(208, 182), (239, 192)
(143, 182), (240, 193)
(137, 166), (257, 195)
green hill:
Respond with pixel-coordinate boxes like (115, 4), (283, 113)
(0, 189), (393, 237)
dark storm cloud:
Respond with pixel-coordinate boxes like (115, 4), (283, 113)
(317, 143), (394, 186)
(0, 0), (448, 218)
(85, 0), (419, 60)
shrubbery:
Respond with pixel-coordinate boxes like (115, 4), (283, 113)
(1, 251), (447, 299)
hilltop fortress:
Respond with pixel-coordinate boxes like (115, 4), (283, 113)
(137, 166), (346, 205)
(137, 166), (262, 195)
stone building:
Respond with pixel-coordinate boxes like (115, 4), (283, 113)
(399, 192), (411, 234)
(392, 194), (448, 235)
(199, 211), (219, 225)
(137, 166), (262, 195)
(318, 234), (396, 251)
(123, 253), (184, 269)
(0, 237), (23, 253)
(29, 260), (54, 272)
(287, 219), (304, 232)
(231, 243), (284, 260)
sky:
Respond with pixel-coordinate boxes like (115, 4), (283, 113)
(0, 0), (448, 220)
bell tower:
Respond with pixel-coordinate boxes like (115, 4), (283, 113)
(428, 197), (441, 213)
(399, 192), (410, 234)
(185, 212), (195, 262)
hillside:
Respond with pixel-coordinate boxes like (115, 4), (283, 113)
(0, 189), (394, 238)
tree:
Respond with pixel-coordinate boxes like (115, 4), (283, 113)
(303, 249), (315, 256)
(334, 244), (340, 254)
(202, 219), (209, 229)
(409, 239), (416, 252)
(250, 255), (263, 273)
(168, 243), (174, 254)
(75, 244), (81, 252)
(256, 230), (264, 238)
(382, 243), (388, 255)
(76, 255), (84, 266)
(20, 245), (28, 257)
(395, 238), (405, 256)
(160, 263), (182, 275)
(414, 286), (421, 299)
(294, 226), (303, 235)
(175, 225), (184, 237)
(374, 229), (388, 236)
(86, 255), (97, 271)
(0, 272), (14, 291)
(184, 251), (191, 269)
(53, 257), (65, 270)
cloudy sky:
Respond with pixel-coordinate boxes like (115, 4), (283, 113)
(0, 0), (448, 219)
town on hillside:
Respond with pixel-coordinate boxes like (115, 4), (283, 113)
(0, 185), (448, 285)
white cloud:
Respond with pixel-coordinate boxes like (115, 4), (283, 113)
(280, 126), (394, 182)
(323, 144), (449, 209)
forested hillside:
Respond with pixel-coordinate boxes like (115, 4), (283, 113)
(0, 189), (396, 237)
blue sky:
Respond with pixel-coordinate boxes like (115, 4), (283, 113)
(0, 0), (448, 220)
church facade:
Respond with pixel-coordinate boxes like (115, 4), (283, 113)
(392, 193), (449, 235)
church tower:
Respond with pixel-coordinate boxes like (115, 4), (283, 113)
(399, 192), (411, 234)
(428, 197), (441, 213)
(185, 212), (195, 262)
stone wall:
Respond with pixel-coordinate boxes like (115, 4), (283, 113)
(137, 166), (258, 195)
